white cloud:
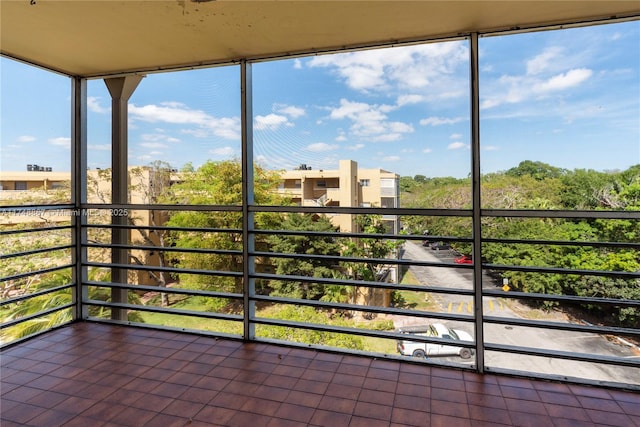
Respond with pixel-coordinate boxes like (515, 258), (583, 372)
(422, 148), (433, 154)
(346, 143), (365, 151)
(329, 98), (414, 142)
(419, 116), (465, 126)
(308, 42), (468, 96)
(293, 58), (303, 69)
(129, 102), (240, 140)
(48, 137), (70, 148)
(254, 114), (290, 131)
(88, 96), (109, 114)
(534, 68), (593, 92)
(526, 47), (562, 75)
(209, 146), (235, 157)
(382, 156), (401, 162)
(306, 142), (338, 152)
(335, 133), (347, 142)
(396, 94), (424, 106)
(139, 142), (168, 149)
(482, 145), (499, 151)
(450, 133), (462, 139)
(448, 142), (467, 150)
(88, 144), (110, 151)
(276, 105), (305, 119)
(149, 151), (163, 156)
(17, 135), (36, 143)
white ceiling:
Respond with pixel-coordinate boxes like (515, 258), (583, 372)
(1, 0), (639, 78)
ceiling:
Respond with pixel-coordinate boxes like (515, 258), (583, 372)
(1, 0), (639, 78)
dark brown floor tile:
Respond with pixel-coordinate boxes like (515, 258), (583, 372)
(394, 393), (431, 412)
(162, 399), (206, 419)
(466, 391), (506, 409)
(505, 397), (548, 415)
(468, 404), (512, 424)
(129, 392), (174, 411)
(2, 385), (45, 402)
(349, 415), (391, 427)
(209, 391), (250, 410)
(309, 409), (352, 427)
(431, 387), (468, 404)
(577, 394), (623, 412)
(358, 388), (396, 406)
(80, 401), (127, 421)
(585, 408), (634, 426)
(109, 406), (157, 427)
(544, 402), (590, 421)
(362, 377), (397, 393)
(430, 413), (472, 427)
(146, 412), (192, 427)
(227, 411), (272, 427)
(367, 367), (400, 382)
(61, 415), (107, 427)
(398, 371), (430, 386)
(508, 411), (554, 427)
(0, 401), (48, 425)
(432, 375), (465, 392)
(55, 395), (98, 414)
(25, 390), (70, 409)
(430, 399), (470, 418)
(293, 378), (329, 395)
(619, 400), (640, 417)
(301, 367), (334, 382)
(499, 384), (540, 401)
(267, 418), (309, 427)
(240, 397), (282, 416)
(286, 390), (323, 408)
(275, 402), (316, 423)
(353, 401), (393, 421)
(193, 405), (237, 425)
(332, 371), (366, 387)
(318, 395), (357, 414)
(263, 373), (299, 389)
(324, 382), (360, 399)
(391, 407), (429, 426)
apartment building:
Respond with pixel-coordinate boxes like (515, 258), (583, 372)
(278, 159), (400, 233)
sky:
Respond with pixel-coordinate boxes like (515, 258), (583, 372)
(1, 21), (639, 179)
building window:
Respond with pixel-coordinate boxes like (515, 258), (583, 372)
(316, 180), (326, 188)
(15, 181), (27, 190)
(360, 179), (370, 187)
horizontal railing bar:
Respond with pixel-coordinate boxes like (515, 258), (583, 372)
(484, 342), (640, 368)
(251, 272), (475, 295)
(84, 280), (242, 300)
(251, 294), (475, 324)
(482, 237), (640, 249)
(0, 283), (74, 307)
(82, 203), (243, 212)
(0, 225), (72, 236)
(83, 318), (244, 340)
(0, 263), (74, 283)
(85, 242), (242, 256)
(483, 315), (640, 338)
(485, 263), (639, 279)
(0, 244), (74, 260)
(483, 289), (640, 308)
(250, 205), (472, 217)
(482, 209), (640, 220)
(84, 262), (243, 278)
(84, 300), (243, 322)
(0, 302), (74, 330)
(0, 204), (74, 213)
(84, 223), (242, 234)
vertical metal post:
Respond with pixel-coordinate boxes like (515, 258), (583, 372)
(470, 33), (485, 372)
(241, 61), (256, 340)
(71, 77), (88, 320)
(104, 76), (143, 321)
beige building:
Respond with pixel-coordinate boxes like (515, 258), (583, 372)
(278, 159), (400, 233)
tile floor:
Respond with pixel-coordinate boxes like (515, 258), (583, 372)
(1, 322), (638, 426)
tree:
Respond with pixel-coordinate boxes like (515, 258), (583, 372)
(165, 160), (286, 299)
(266, 213), (342, 300)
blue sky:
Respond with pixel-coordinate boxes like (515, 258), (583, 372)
(1, 21), (639, 178)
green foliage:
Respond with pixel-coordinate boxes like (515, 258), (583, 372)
(258, 305), (365, 350)
(266, 213), (342, 300)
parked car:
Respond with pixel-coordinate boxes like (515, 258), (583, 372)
(396, 323), (474, 359)
(430, 241), (451, 250)
(454, 255), (473, 264)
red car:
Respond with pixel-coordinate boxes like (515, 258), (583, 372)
(454, 255), (473, 264)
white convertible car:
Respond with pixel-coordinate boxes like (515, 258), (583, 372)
(396, 323), (475, 359)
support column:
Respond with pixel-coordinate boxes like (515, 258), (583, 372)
(241, 61), (256, 340)
(104, 75), (143, 321)
(71, 77), (88, 320)
(470, 33), (485, 372)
